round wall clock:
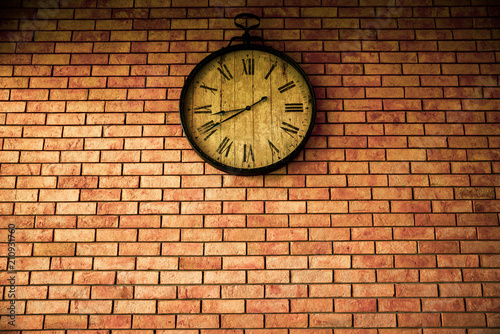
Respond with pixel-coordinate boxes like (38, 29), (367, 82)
(179, 14), (316, 175)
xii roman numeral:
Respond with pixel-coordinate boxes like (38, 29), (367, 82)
(285, 103), (304, 112)
(278, 80), (296, 93)
(242, 58), (254, 75)
(216, 137), (233, 157)
(217, 64), (233, 80)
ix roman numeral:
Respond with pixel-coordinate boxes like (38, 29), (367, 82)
(217, 64), (233, 81)
(264, 63), (276, 80)
(285, 103), (304, 112)
(281, 121), (299, 137)
(194, 105), (212, 114)
(242, 58), (254, 75)
(243, 144), (255, 163)
(197, 120), (220, 140)
(216, 137), (233, 157)
(278, 80), (296, 93)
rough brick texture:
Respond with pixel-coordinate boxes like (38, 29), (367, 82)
(1, 0), (500, 332)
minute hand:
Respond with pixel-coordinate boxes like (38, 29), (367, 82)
(219, 96), (268, 124)
(213, 107), (245, 116)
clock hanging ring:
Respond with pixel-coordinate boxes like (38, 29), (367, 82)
(179, 13), (316, 175)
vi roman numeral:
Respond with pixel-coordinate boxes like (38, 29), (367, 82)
(216, 137), (233, 157)
(278, 80), (296, 93)
(243, 144), (255, 163)
(217, 64), (233, 81)
(242, 58), (254, 75)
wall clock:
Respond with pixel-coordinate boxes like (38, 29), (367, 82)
(179, 14), (316, 175)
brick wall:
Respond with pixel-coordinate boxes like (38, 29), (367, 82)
(1, 0), (499, 332)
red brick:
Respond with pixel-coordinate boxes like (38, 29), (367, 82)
(396, 283), (437, 297)
(442, 313), (486, 327)
(335, 298), (376, 313)
(354, 314), (396, 328)
(353, 284), (395, 297)
(265, 314), (307, 328)
(397, 313), (441, 327)
(310, 313), (352, 328)
(378, 298), (420, 312)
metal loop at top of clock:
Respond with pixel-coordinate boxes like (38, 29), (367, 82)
(228, 13), (265, 47)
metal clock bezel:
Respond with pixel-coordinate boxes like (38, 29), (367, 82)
(179, 43), (316, 175)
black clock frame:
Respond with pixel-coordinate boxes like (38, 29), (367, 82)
(178, 42), (316, 175)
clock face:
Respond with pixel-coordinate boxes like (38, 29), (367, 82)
(179, 44), (316, 175)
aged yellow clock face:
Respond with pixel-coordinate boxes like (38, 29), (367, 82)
(180, 44), (315, 175)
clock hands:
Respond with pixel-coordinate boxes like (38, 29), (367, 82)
(200, 96), (268, 133)
(198, 96), (267, 135)
(213, 96), (268, 116)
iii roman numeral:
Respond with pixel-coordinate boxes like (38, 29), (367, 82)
(216, 137), (233, 157)
(278, 80), (296, 93)
(197, 120), (220, 140)
(243, 144), (255, 163)
(194, 105), (212, 114)
(242, 58), (254, 75)
(281, 121), (299, 137)
(268, 140), (280, 156)
(285, 103), (304, 112)
(264, 63), (276, 80)
(217, 64), (233, 81)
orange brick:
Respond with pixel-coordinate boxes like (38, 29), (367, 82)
(266, 314), (307, 328)
(378, 298), (420, 312)
(442, 313), (486, 327)
(397, 313), (441, 327)
(177, 315), (219, 329)
(44, 315), (87, 329)
(354, 314), (396, 328)
(309, 313), (352, 328)
(89, 315), (132, 329)
(71, 300), (112, 314)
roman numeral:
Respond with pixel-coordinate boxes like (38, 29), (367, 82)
(197, 120), (220, 140)
(268, 140), (280, 156)
(264, 63), (276, 80)
(194, 105), (212, 114)
(217, 64), (233, 80)
(200, 84), (217, 92)
(278, 81), (296, 93)
(285, 103), (304, 112)
(281, 121), (299, 137)
(243, 144), (255, 163)
(242, 58), (254, 75)
(216, 137), (233, 157)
